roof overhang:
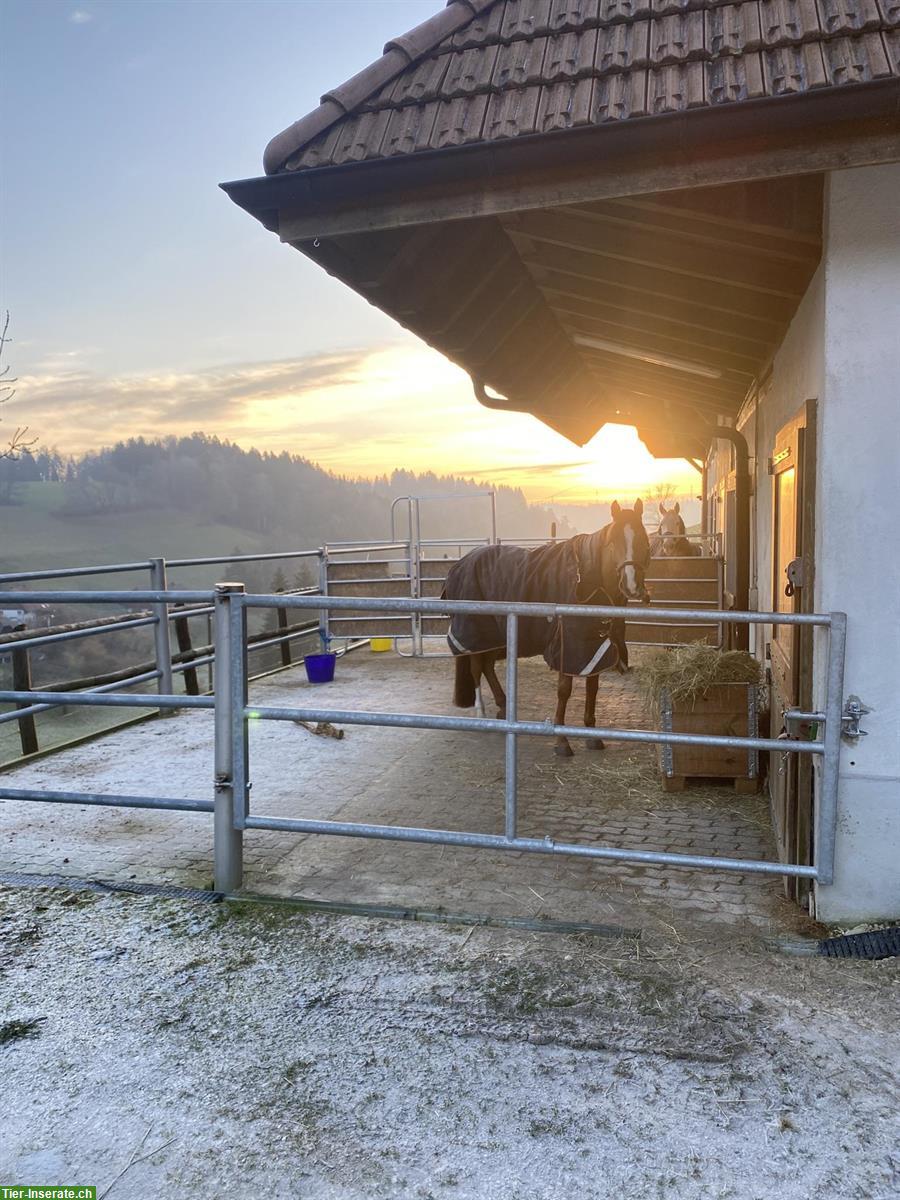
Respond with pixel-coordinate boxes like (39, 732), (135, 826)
(224, 82), (900, 239)
(222, 80), (900, 448)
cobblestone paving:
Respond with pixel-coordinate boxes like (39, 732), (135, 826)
(0, 652), (810, 937)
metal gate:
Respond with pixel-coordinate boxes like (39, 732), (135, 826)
(323, 491), (502, 654)
(323, 497), (726, 656)
(0, 585), (846, 900)
(629, 537), (724, 648)
(220, 590), (845, 892)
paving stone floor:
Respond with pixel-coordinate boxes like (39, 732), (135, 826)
(0, 652), (811, 937)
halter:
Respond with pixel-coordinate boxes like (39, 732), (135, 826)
(575, 527), (647, 600)
(616, 559), (646, 594)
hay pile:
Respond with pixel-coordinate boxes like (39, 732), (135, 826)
(638, 643), (761, 711)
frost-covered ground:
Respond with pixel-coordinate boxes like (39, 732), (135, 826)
(1, 884), (898, 1199)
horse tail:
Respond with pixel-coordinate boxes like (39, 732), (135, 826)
(453, 654), (476, 708)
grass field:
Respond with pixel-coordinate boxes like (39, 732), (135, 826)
(0, 482), (299, 590)
(0, 484), (319, 765)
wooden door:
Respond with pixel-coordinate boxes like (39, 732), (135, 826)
(769, 401), (816, 903)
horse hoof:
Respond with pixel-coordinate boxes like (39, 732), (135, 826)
(496, 708), (506, 720)
(588, 738), (605, 751)
(554, 742), (574, 758)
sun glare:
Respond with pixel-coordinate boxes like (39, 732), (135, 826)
(36, 342), (694, 505)
(253, 346), (697, 504)
(568, 425), (694, 501)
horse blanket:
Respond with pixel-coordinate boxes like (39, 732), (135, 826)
(443, 539), (623, 677)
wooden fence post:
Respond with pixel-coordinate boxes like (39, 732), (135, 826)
(12, 644), (39, 756)
(173, 605), (200, 696)
(277, 603), (292, 666)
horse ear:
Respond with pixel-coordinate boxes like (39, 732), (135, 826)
(673, 501), (680, 515)
(659, 501), (667, 515)
(610, 500), (621, 520)
(634, 498), (643, 517)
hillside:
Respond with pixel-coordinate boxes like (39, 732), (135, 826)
(0, 437), (572, 590)
(1, 482), (296, 590)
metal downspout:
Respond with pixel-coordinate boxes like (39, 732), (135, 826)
(472, 377), (531, 415)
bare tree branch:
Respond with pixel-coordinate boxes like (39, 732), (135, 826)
(0, 312), (37, 460)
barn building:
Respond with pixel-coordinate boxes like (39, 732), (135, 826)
(223, 0), (900, 923)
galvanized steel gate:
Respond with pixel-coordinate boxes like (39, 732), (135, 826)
(321, 495), (726, 657)
(216, 589), (845, 892)
(0, 583), (847, 898)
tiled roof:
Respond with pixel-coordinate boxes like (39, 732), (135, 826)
(267, 0), (900, 173)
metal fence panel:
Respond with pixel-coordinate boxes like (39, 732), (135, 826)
(0, 579), (847, 898)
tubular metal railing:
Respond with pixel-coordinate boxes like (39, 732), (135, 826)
(0, 549), (325, 761)
(0, 585), (847, 896)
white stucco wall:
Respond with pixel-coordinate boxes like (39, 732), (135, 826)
(704, 265), (824, 660)
(749, 265), (825, 652)
(703, 164), (900, 922)
(814, 164), (900, 923)
(704, 267), (824, 638)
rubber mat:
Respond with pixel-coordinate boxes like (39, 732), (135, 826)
(818, 926), (900, 960)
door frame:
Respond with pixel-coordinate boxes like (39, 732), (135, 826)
(769, 399), (817, 904)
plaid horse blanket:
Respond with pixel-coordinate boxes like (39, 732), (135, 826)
(443, 539), (622, 677)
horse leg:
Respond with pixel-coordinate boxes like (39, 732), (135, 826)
(584, 672), (605, 751)
(554, 671), (574, 757)
(481, 652), (507, 719)
(470, 654), (485, 717)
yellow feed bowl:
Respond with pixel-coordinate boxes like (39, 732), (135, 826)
(370, 638), (393, 653)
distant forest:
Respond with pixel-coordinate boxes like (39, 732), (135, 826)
(0, 434), (572, 547)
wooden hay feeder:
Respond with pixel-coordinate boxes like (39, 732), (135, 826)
(658, 683), (760, 794)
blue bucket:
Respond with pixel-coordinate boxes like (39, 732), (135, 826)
(304, 652), (336, 684)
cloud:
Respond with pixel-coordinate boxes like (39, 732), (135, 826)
(11, 350), (368, 452)
(69, 10), (94, 24)
(6, 343), (694, 500)
(9, 343), (559, 474)
(465, 459), (594, 477)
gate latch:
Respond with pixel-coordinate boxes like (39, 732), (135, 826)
(841, 695), (872, 743)
(784, 557), (804, 597)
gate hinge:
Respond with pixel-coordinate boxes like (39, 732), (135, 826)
(841, 695), (872, 743)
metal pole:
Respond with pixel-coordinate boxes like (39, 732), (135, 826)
(244, 813), (818, 879)
(816, 612), (847, 888)
(213, 582), (244, 892)
(389, 495), (411, 543)
(149, 558), (174, 703)
(711, 426), (750, 650)
(700, 464), (709, 536)
(317, 549), (329, 651)
(504, 613), (518, 840)
(230, 591), (250, 830)
(489, 491), (498, 545)
(412, 499), (423, 656)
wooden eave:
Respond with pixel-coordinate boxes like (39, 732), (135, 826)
(222, 80), (900, 448)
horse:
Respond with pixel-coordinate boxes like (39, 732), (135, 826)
(651, 501), (702, 557)
(444, 499), (651, 758)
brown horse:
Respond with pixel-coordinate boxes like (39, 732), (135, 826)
(448, 500), (651, 757)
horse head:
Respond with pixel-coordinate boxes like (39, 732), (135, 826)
(604, 498), (651, 602)
(656, 501), (686, 557)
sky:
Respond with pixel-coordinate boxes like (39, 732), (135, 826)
(1, 0), (696, 507)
